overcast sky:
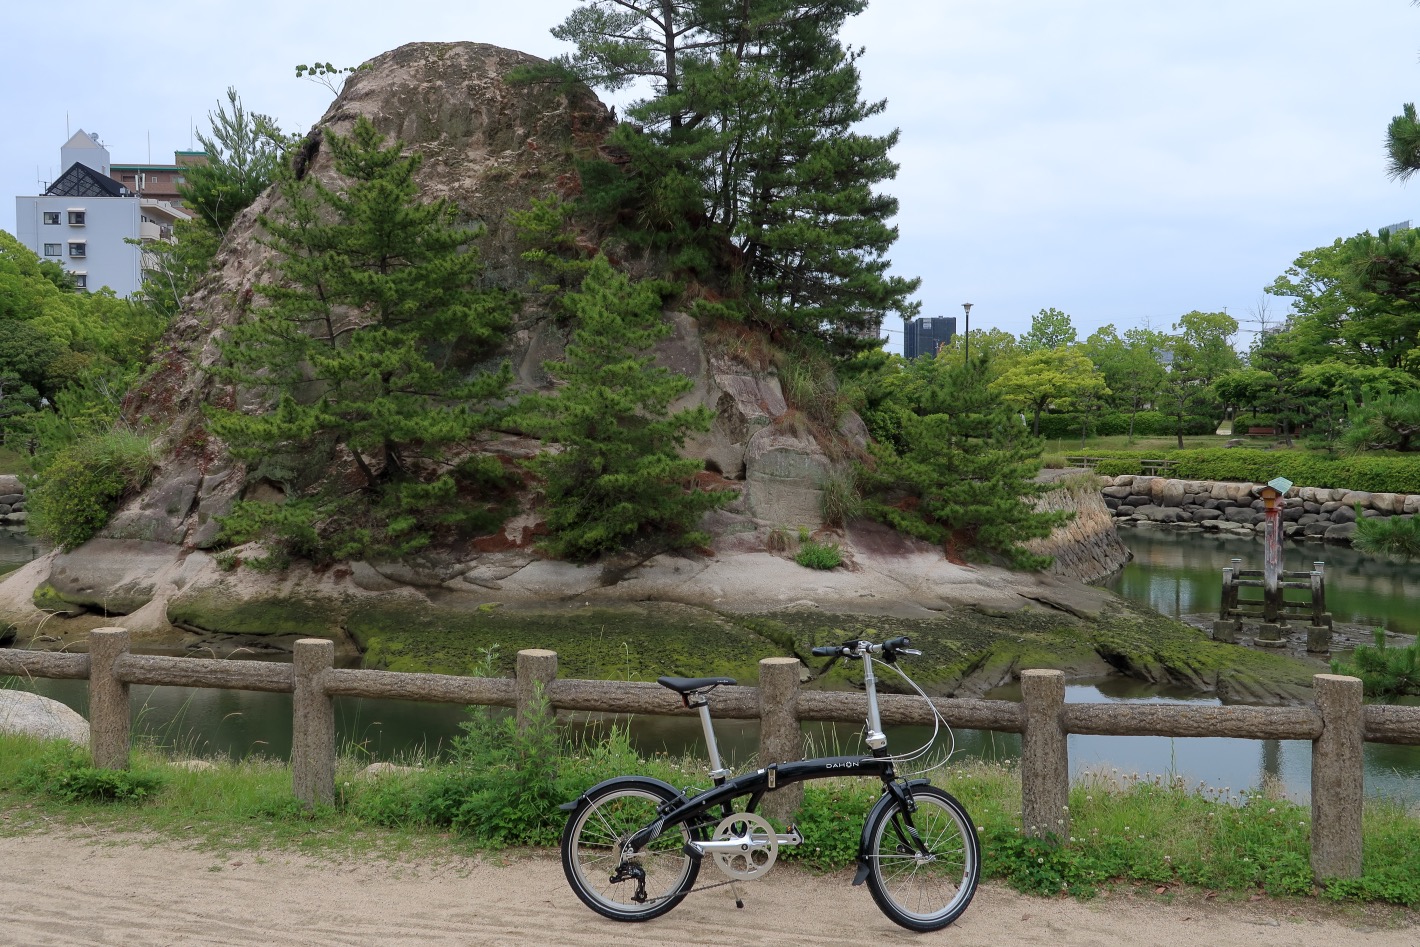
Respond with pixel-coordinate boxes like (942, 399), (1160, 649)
(3, 1), (1418, 353)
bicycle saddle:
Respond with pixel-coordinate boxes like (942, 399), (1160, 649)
(657, 676), (736, 695)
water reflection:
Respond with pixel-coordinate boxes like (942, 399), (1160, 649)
(1105, 528), (1420, 635)
(0, 528), (43, 577)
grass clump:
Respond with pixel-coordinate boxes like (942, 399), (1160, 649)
(794, 538), (842, 570)
(8, 740), (166, 802)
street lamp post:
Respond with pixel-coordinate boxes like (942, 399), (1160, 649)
(961, 303), (973, 365)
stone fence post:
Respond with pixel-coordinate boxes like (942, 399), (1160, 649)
(292, 638), (335, 808)
(758, 657), (803, 820)
(1312, 674), (1363, 879)
(1021, 669), (1069, 839)
(516, 649), (558, 734)
(89, 628), (131, 770)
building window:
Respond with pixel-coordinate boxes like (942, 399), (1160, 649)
(43, 211), (60, 225)
(43, 243), (62, 256)
(68, 242), (86, 257)
(72, 274), (88, 289)
(68, 210), (86, 225)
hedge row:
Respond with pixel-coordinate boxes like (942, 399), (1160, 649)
(1037, 411), (1215, 439)
(1078, 448), (1420, 493)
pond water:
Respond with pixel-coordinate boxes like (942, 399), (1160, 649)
(1103, 527), (1420, 636)
(5, 526), (1420, 803)
(0, 527), (44, 578)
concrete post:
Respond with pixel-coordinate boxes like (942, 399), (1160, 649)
(89, 628), (131, 770)
(516, 649), (558, 734)
(1020, 669), (1069, 839)
(292, 638), (335, 808)
(1311, 674), (1363, 880)
(757, 657), (803, 820)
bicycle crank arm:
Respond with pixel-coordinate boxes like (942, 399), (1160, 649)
(688, 837), (776, 857)
(684, 824), (802, 860)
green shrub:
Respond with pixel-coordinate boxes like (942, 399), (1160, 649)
(1332, 629), (1420, 699)
(1354, 514), (1420, 559)
(1076, 447), (1420, 492)
(9, 742), (165, 802)
(820, 470), (862, 528)
(1037, 411), (1213, 439)
(795, 539), (842, 570)
(26, 429), (155, 550)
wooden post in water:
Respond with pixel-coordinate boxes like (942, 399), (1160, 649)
(758, 657), (803, 820)
(1020, 669), (1068, 839)
(1256, 478), (1292, 646)
(516, 649), (558, 734)
(89, 628), (131, 770)
(292, 638), (335, 807)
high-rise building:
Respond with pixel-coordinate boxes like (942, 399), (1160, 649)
(13, 130), (193, 296)
(903, 316), (957, 359)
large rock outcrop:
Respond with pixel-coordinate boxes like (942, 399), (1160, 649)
(0, 41), (1129, 647)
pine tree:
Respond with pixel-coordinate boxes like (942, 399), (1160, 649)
(862, 354), (1068, 569)
(516, 257), (729, 561)
(551, 0), (918, 354)
(207, 117), (515, 561)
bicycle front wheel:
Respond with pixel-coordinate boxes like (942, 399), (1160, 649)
(864, 785), (980, 932)
(561, 779), (700, 922)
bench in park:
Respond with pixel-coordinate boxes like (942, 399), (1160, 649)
(1065, 455), (1175, 476)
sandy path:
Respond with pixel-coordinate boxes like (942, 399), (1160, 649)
(0, 832), (1413, 947)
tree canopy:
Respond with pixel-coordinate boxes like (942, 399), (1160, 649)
(207, 116), (515, 561)
(551, 0), (919, 355)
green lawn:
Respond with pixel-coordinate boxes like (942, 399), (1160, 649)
(0, 446), (33, 477)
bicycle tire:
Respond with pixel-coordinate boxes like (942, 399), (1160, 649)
(561, 778), (700, 922)
(864, 785), (980, 932)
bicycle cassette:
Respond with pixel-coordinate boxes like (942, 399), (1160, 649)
(710, 812), (778, 881)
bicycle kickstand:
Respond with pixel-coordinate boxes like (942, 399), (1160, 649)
(730, 880), (746, 909)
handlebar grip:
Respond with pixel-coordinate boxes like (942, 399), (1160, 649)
(883, 636), (911, 652)
(811, 646), (842, 657)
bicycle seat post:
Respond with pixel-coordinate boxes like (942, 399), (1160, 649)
(689, 692), (732, 783)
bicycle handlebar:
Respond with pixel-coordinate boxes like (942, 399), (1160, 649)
(811, 637), (921, 661)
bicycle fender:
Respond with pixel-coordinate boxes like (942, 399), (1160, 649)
(853, 779), (933, 886)
(557, 775), (688, 813)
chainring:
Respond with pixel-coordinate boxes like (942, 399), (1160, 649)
(711, 812), (778, 881)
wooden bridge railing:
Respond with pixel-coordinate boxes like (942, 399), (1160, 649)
(4, 628), (1415, 882)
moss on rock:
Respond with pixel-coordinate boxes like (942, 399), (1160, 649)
(347, 601), (787, 682)
(166, 589), (342, 638)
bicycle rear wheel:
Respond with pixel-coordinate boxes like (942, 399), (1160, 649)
(864, 785), (979, 932)
(561, 779), (700, 922)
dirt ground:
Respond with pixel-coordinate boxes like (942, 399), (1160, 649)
(2, 832), (1416, 946)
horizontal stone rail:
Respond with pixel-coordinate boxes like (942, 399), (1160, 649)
(0, 649), (90, 680)
(1061, 704), (1322, 740)
(115, 654), (295, 693)
(326, 668), (516, 706)
(6, 628), (1415, 883)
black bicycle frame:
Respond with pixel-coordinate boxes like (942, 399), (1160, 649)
(624, 754), (899, 852)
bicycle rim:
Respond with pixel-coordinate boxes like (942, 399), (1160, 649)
(565, 786), (696, 920)
(866, 788), (979, 931)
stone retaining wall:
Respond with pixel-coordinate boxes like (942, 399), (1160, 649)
(1027, 475), (1131, 582)
(1100, 475), (1417, 544)
(0, 474), (25, 527)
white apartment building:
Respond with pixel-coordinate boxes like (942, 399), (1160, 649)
(13, 130), (189, 297)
